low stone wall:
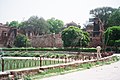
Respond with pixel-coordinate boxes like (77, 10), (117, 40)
(10, 67), (40, 76)
(40, 55), (113, 71)
(0, 72), (10, 80)
(0, 67), (41, 80)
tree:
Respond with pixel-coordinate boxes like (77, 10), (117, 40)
(9, 21), (19, 27)
(104, 26), (120, 51)
(5, 22), (9, 26)
(47, 17), (64, 34)
(114, 40), (120, 52)
(90, 7), (117, 29)
(19, 16), (50, 35)
(62, 26), (82, 47)
(62, 26), (90, 47)
(18, 21), (29, 34)
(14, 34), (31, 47)
(82, 32), (90, 47)
(108, 8), (120, 27)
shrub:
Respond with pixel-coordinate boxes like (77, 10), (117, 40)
(14, 34), (31, 47)
(2, 47), (97, 52)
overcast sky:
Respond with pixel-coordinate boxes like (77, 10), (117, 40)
(0, 0), (120, 27)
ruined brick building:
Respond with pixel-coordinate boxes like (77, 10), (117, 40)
(0, 23), (62, 48)
(0, 17), (104, 48)
(85, 17), (104, 47)
(23, 17), (104, 48)
(0, 23), (17, 47)
(29, 33), (63, 48)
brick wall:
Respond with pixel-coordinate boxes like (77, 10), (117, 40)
(30, 34), (63, 48)
(0, 25), (10, 47)
(0, 24), (17, 47)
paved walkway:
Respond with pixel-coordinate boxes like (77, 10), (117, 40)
(40, 55), (120, 80)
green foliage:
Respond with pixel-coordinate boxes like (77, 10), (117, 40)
(14, 34), (31, 47)
(112, 56), (120, 61)
(62, 26), (82, 47)
(23, 76), (32, 80)
(82, 32), (90, 47)
(62, 26), (90, 47)
(9, 21), (19, 27)
(47, 17), (64, 34)
(104, 26), (120, 47)
(3, 51), (69, 57)
(90, 7), (117, 29)
(108, 8), (120, 27)
(19, 16), (50, 35)
(80, 63), (93, 69)
(2, 48), (96, 52)
(115, 40), (120, 47)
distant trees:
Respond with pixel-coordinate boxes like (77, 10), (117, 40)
(62, 26), (90, 47)
(90, 7), (117, 29)
(18, 16), (64, 35)
(19, 16), (50, 35)
(108, 8), (120, 27)
(47, 17), (64, 34)
(8, 21), (19, 27)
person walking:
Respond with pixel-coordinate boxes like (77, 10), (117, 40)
(96, 45), (102, 60)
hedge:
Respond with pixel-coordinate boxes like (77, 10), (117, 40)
(1, 47), (97, 52)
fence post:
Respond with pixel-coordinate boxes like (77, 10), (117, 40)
(40, 56), (42, 67)
(89, 55), (91, 60)
(82, 54), (84, 61)
(65, 55), (67, 63)
(93, 53), (96, 59)
(2, 58), (4, 72)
